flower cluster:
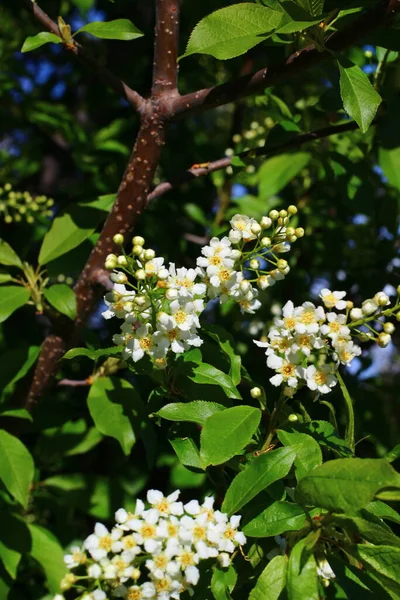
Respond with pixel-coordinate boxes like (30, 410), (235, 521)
(103, 209), (304, 367)
(255, 288), (400, 396)
(54, 490), (246, 600)
(0, 183), (54, 224)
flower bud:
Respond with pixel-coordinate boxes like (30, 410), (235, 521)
(374, 291), (390, 307)
(60, 574), (76, 591)
(132, 568), (141, 580)
(288, 413), (298, 422)
(285, 227), (295, 237)
(240, 280), (251, 293)
(257, 275), (270, 290)
(378, 332), (391, 347)
(260, 216), (272, 229)
(154, 357), (167, 370)
(283, 386), (295, 397)
(346, 301), (354, 310)
(250, 259), (260, 270)
(124, 302), (134, 313)
(157, 311), (169, 322)
(110, 272), (127, 284)
(250, 222), (262, 235)
(362, 299), (378, 315)
(134, 295), (146, 306)
(132, 236), (145, 246)
(288, 205), (298, 215)
(143, 248), (156, 260)
(350, 308), (363, 321)
(295, 227), (304, 238)
(269, 209), (279, 220)
(158, 267), (169, 280)
(117, 255), (128, 267)
(113, 233), (124, 245)
(384, 322), (395, 334)
(133, 245), (144, 256)
(230, 249), (242, 260)
(250, 387), (262, 398)
(260, 236), (271, 247)
(229, 229), (242, 244)
(135, 269), (146, 280)
(287, 235), (297, 243)
(166, 288), (179, 300)
(277, 259), (288, 271)
(279, 209), (288, 218)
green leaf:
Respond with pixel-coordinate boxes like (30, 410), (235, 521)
(0, 430), (34, 508)
(385, 444), (400, 464)
(155, 401), (226, 425)
(296, 458), (400, 513)
(0, 240), (22, 269)
(249, 555), (288, 600)
(379, 147), (400, 191)
(189, 363), (241, 399)
(332, 514), (400, 548)
(277, 2), (322, 34)
(169, 431), (203, 470)
(76, 19), (143, 41)
(366, 501), (400, 526)
(222, 447), (296, 515)
(21, 32), (61, 53)
(87, 376), (144, 455)
(287, 536), (319, 600)
(38, 194), (115, 265)
(203, 324), (241, 386)
(200, 406), (261, 467)
(43, 284), (77, 320)
(338, 59), (382, 133)
(0, 409), (33, 422)
(354, 544), (400, 598)
(277, 430), (322, 480)
(0, 273), (12, 284)
(294, 0), (325, 17)
(63, 346), (123, 360)
(0, 510), (31, 581)
(336, 371), (355, 453)
(0, 287), (30, 324)
(292, 420), (352, 457)
(243, 501), (317, 538)
(28, 524), (66, 593)
(182, 4), (283, 60)
(258, 152), (310, 199)
(0, 345), (40, 401)
(211, 564), (237, 600)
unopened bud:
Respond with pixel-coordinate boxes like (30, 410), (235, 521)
(277, 259), (288, 271)
(60, 574), (76, 591)
(288, 205), (298, 215)
(240, 280), (251, 293)
(158, 267), (169, 280)
(378, 332), (391, 348)
(132, 236), (145, 246)
(288, 413), (298, 422)
(279, 209), (288, 218)
(362, 299), (378, 315)
(250, 223), (262, 235)
(374, 291), (390, 307)
(250, 387), (262, 398)
(113, 233), (124, 245)
(143, 248), (156, 260)
(283, 386), (295, 397)
(134, 296), (146, 306)
(384, 322), (395, 334)
(295, 227), (304, 238)
(287, 235), (297, 243)
(135, 269), (146, 280)
(133, 245), (144, 256)
(260, 216), (272, 229)
(258, 276), (270, 290)
(350, 308), (363, 321)
(110, 272), (127, 284)
(260, 236), (271, 247)
(285, 227), (295, 237)
(346, 301), (354, 310)
(250, 259), (260, 270)
(230, 249), (242, 260)
(117, 255), (128, 267)
(269, 209), (279, 220)
(166, 288), (179, 300)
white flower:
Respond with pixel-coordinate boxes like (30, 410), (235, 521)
(153, 319), (203, 355)
(64, 546), (86, 569)
(144, 257), (165, 277)
(319, 289), (347, 310)
(302, 364), (337, 395)
(320, 312), (350, 340)
(291, 333), (324, 356)
(207, 515), (246, 553)
(317, 558), (336, 581)
(294, 302), (325, 334)
(333, 340), (361, 365)
(167, 264), (206, 298)
(147, 490), (184, 517)
(349, 307), (363, 321)
(126, 323), (155, 362)
(102, 284), (136, 320)
(197, 238), (234, 275)
(88, 563), (102, 579)
(229, 214), (258, 242)
(267, 353), (301, 388)
(84, 523), (122, 561)
(166, 300), (203, 332)
(374, 291), (390, 306)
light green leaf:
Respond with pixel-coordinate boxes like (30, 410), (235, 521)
(87, 377), (144, 455)
(366, 501), (400, 526)
(277, 430), (322, 480)
(337, 371), (355, 453)
(211, 564), (237, 600)
(21, 32), (61, 53)
(0, 240), (22, 269)
(385, 444), (400, 464)
(244, 501), (317, 538)
(189, 363), (242, 399)
(292, 420), (352, 457)
(354, 544), (400, 598)
(0, 287), (30, 324)
(28, 524), (66, 593)
(294, 0), (325, 17)
(155, 401), (226, 425)
(0, 409), (33, 422)
(38, 194), (115, 265)
(43, 284), (77, 320)
(200, 406), (261, 467)
(169, 434), (202, 470)
(0, 273), (12, 284)
(379, 147), (400, 191)
(338, 59), (382, 133)
(222, 447), (296, 515)
(76, 19), (143, 41)
(296, 458), (400, 514)
(182, 4), (283, 60)
(249, 555), (288, 600)
(63, 346), (123, 360)
(277, 2), (322, 34)
(0, 430), (34, 508)
(258, 152), (310, 199)
(203, 324), (241, 386)
(287, 536), (319, 600)
(65, 426), (103, 456)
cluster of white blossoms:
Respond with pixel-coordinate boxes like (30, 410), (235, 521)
(255, 288), (400, 396)
(54, 490), (246, 600)
(102, 209), (304, 368)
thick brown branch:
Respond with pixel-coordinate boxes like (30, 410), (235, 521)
(23, 0), (145, 111)
(152, 0), (180, 96)
(172, 0), (400, 118)
(147, 120), (360, 203)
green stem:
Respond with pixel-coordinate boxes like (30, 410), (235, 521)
(337, 371), (355, 454)
(261, 393), (286, 451)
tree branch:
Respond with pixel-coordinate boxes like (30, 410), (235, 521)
(152, 0), (180, 96)
(23, 0), (145, 112)
(172, 0), (400, 118)
(147, 120), (360, 203)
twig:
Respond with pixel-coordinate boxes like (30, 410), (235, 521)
(57, 379), (90, 387)
(147, 120), (360, 202)
(23, 0), (145, 112)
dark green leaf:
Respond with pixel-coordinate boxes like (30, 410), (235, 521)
(0, 287), (30, 323)
(43, 284), (77, 319)
(189, 363), (241, 399)
(0, 431), (34, 508)
(28, 524), (66, 593)
(155, 401), (226, 425)
(249, 555), (288, 600)
(277, 430), (322, 480)
(211, 564), (237, 600)
(243, 501), (317, 538)
(287, 536), (319, 600)
(203, 324), (241, 386)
